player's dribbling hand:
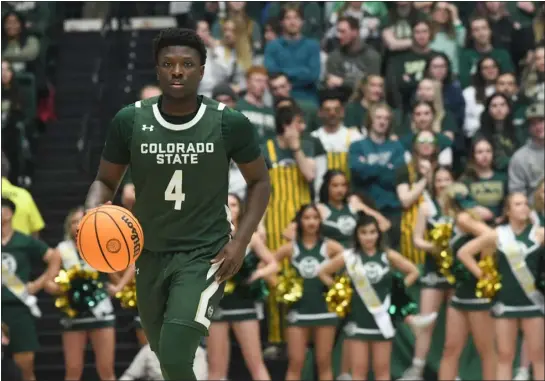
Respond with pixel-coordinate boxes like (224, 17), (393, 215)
(211, 239), (246, 283)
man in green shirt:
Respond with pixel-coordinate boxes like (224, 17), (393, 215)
(236, 66), (276, 143)
(84, 28), (271, 380)
(458, 16), (514, 88)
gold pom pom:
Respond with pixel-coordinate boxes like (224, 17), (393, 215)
(475, 255), (502, 299)
(325, 275), (353, 318)
(429, 223), (456, 284)
(224, 279), (236, 295)
(54, 265), (103, 317)
(115, 279), (137, 309)
(275, 266), (303, 305)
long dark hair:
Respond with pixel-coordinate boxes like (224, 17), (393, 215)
(424, 52), (454, 85)
(479, 92), (517, 144)
(1, 11), (29, 49)
(431, 166), (454, 198)
(353, 212), (386, 253)
(472, 56), (500, 104)
(461, 136), (496, 181)
(294, 204), (322, 239)
(228, 193), (244, 225)
(319, 170), (348, 204)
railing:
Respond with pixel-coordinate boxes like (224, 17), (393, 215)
(76, 8), (114, 174)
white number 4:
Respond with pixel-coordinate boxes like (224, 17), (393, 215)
(164, 170), (186, 210)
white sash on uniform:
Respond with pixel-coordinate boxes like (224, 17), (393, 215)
(1, 263), (41, 317)
(496, 225), (545, 314)
(57, 240), (114, 319)
(343, 250), (395, 339)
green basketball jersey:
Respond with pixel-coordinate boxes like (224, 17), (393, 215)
(2, 232), (49, 303)
(321, 203), (357, 248)
(102, 96), (261, 253)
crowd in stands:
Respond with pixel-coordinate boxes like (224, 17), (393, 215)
(2, 1), (545, 381)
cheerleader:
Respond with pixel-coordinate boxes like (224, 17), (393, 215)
(45, 207), (135, 381)
(513, 178), (545, 381)
(458, 192), (545, 380)
(275, 204), (344, 381)
(437, 183), (496, 380)
(401, 166), (454, 380)
(319, 213), (420, 380)
(207, 194), (278, 380)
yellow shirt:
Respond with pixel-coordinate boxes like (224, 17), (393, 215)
(1, 177), (45, 235)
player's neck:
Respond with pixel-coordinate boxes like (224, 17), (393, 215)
(1, 226), (13, 244)
(301, 233), (317, 247)
(509, 219), (527, 235)
(160, 95), (199, 117)
(369, 130), (386, 143)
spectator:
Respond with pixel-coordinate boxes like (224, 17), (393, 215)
(399, 101), (454, 167)
(212, 82), (237, 109)
(506, 1), (539, 27)
(508, 102), (545, 200)
(349, 103), (406, 249)
(386, 19), (439, 111)
(311, 90), (362, 192)
(495, 71), (530, 134)
(429, 2), (466, 75)
(477, 93), (522, 171)
(408, 78), (458, 142)
(521, 43), (545, 103)
(269, 72), (319, 132)
(458, 16), (514, 88)
(324, 2), (387, 53)
(1, 11), (40, 74)
(265, 2), (323, 40)
(517, 3), (545, 59)
(264, 6), (321, 105)
(211, 2), (263, 55)
(1, 197), (60, 381)
(235, 65), (275, 143)
(120, 343), (208, 380)
(460, 136), (508, 223)
(197, 19), (247, 97)
(263, 17), (281, 46)
(475, 2), (519, 52)
(139, 85), (161, 101)
(381, 2), (423, 53)
(424, 52), (465, 128)
(1, 153), (45, 237)
(396, 130), (440, 265)
(462, 56), (499, 139)
(324, 16), (381, 94)
(1, 60), (25, 184)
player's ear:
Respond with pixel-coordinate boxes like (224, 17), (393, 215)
(199, 65), (205, 79)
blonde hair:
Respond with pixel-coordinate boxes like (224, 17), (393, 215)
(364, 102), (393, 135)
(502, 192), (531, 225)
(417, 78), (445, 134)
(221, 17), (253, 71)
(349, 74), (384, 103)
(64, 206), (85, 241)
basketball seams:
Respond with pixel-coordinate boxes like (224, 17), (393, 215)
(101, 210), (132, 270)
(94, 211), (118, 272)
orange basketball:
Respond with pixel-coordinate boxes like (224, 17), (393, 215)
(76, 205), (144, 273)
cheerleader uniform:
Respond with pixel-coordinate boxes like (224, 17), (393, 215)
(342, 249), (395, 341)
(57, 240), (115, 330)
(450, 227), (491, 311)
(321, 203), (358, 249)
(286, 239), (338, 326)
(420, 199), (455, 290)
(491, 222), (544, 318)
(212, 247), (264, 322)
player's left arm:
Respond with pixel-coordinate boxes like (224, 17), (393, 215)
(225, 109), (271, 246)
(28, 243), (61, 295)
(248, 234), (279, 282)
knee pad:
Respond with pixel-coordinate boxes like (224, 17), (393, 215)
(158, 322), (202, 380)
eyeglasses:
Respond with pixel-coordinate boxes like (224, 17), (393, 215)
(416, 136), (436, 144)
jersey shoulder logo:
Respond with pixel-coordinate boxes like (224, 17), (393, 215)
(142, 125), (154, 131)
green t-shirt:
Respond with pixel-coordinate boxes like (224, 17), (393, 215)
(235, 98), (276, 144)
(458, 48), (514, 89)
(102, 95), (261, 253)
(463, 171), (508, 218)
(2, 231), (49, 303)
(343, 101), (403, 133)
(399, 110), (458, 136)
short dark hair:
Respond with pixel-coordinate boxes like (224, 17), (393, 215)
(152, 28), (207, 65)
(269, 72), (288, 82)
(337, 16), (359, 30)
(275, 106), (302, 135)
(1, 198), (15, 212)
(319, 89), (345, 107)
(279, 5), (302, 21)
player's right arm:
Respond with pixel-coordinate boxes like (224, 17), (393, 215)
(85, 106), (134, 210)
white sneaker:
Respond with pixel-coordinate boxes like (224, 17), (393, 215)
(398, 366), (424, 380)
(408, 312), (438, 336)
(513, 367), (530, 381)
(337, 373), (352, 380)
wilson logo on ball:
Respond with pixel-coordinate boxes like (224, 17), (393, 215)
(121, 215), (142, 259)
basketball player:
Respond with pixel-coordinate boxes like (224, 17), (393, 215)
(84, 28), (271, 380)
